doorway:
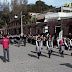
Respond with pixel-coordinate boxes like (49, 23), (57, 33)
(55, 26), (60, 35)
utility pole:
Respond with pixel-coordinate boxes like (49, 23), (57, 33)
(21, 11), (25, 36)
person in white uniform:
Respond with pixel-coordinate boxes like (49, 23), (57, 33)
(47, 35), (53, 58)
(36, 37), (41, 59)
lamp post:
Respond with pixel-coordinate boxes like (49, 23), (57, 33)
(14, 12), (25, 36)
(14, 15), (18, 19)
(21, 12), (25, 36)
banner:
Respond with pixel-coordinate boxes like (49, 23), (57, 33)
(59, 26), (63, 40)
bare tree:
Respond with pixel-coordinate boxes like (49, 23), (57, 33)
(11, 0), (28, 15)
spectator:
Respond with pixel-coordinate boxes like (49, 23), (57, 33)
(1, 35), (10, 62)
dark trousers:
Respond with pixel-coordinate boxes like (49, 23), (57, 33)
(24, 39), (26, 46)
(43, 41), (46, 46)
(3, 48), (9, 62)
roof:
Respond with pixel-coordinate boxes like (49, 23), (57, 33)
(44, 12), (72, 22)
(37, 16), (44, 20)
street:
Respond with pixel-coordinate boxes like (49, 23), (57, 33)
(0, 43), (72, 72)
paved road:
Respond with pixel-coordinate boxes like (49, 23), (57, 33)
(0, 43), (72, 72)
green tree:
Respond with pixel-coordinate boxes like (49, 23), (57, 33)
(0, 1), (10, 28)
(27, 1), (54, 13)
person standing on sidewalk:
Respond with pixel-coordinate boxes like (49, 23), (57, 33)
(1, 35), (10, 62)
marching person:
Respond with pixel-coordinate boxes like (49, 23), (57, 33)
(47, 35), (53, 58)
(1, 35), (10, 62)
(36, 34), (39, 51)
(59, 38), (65, 57)
(46, 33), (49, 50)
(70, 39), (72, 56)
(40, 35), (43, 49)
(36, 36), (41, 59)
(57, 37), (60, 49)
(64, 37), (68, 50)
(23, 33), (27, 46)
(36, 34), (40, 51)
(17, 35), (20, 47)
(43, 36), (46, 46)
(66, 38), (70, 50)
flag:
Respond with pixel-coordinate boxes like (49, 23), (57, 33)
(59, 26), (63, 40)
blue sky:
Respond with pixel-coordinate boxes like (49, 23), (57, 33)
(0, 0), (72, 7)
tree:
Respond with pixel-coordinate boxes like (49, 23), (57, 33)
(11, 0), (28, 16)
(11, 0), (30, 25)
(0, 0), (54, 28)
(0, 1), (10, 28)
(27, 0), (54, 13)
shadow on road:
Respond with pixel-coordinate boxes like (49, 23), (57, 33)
(28, 54), (38, 58)
(31, 51), (48, 58)
(31, 51), (37, 53)
(41, 51), (48, 54)
(60, 63), (72, 68)
(53, 50), (71, 56)
(52, 53), (60, 57)
(42, 51), (60, 57)
(0, 56), (4, 61)
(41, 54), (48, 58)
(14, 44), (25, 47)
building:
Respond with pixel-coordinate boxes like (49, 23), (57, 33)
(0, 2), (72, 36)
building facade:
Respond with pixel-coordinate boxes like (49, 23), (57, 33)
(0, 16), (72, 36)
(0, 3), (72, 36)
